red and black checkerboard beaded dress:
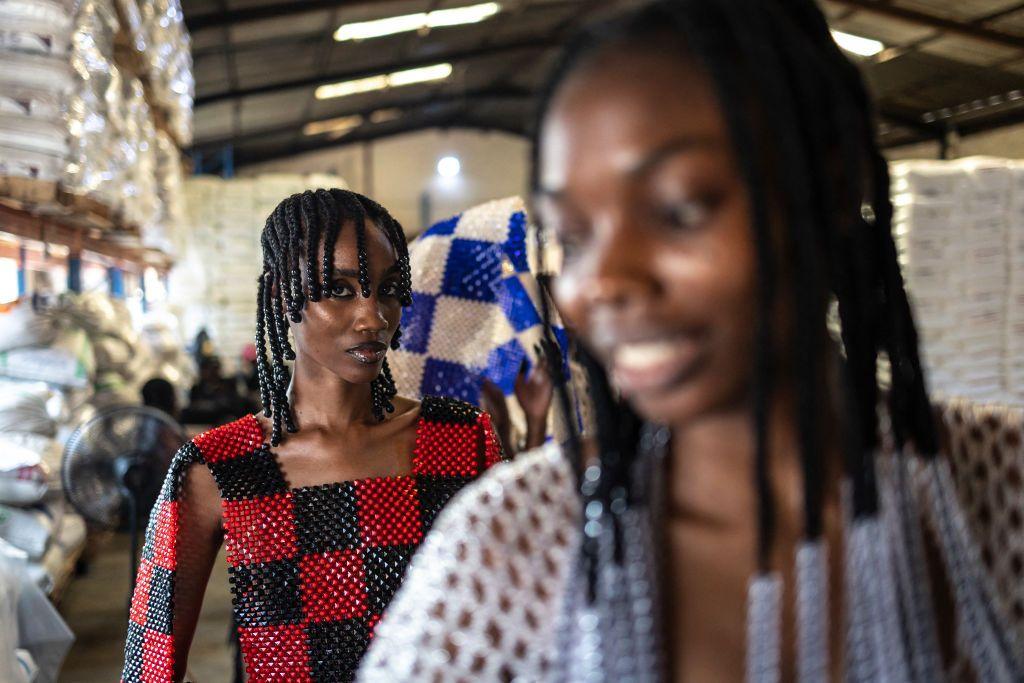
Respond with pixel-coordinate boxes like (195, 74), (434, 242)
(122, 396), (503, 682)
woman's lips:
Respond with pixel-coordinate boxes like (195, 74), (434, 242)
(347, 342), (387, 365)
(610, 336), (703, 396)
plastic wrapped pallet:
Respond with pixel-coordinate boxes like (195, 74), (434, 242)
(0, 551), (74, 682)
(0, 0), (74, 182)
(63, 0), (121, 205)
(152, 130), (185, 253)
(891, 161), (965, 396)
(1007, 162), (1024, 402)
(139, 0), (193, 144)
(893, 157), (1021, 403)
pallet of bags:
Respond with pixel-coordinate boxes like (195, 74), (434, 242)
(1005, 162), (1024, 403)
(891, 161), (964, 397)
(0, 0), (75, 203)
(957, 158), (1011, 402)
(62, 0), (122, 216)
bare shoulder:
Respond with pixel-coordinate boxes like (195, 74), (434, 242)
(390, 394), (421, 419)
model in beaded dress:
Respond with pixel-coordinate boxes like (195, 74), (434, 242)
(121, 189), (504, 683)
(359, 3), (1021, 682)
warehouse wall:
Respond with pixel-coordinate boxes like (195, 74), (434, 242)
(240, 129), (531, 235)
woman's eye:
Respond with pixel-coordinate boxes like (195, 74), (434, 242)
(380, 282), (400, 297)
(659, 201), (708, 230)
(556, 231), (586, 264)
(331, 282), (355, 297)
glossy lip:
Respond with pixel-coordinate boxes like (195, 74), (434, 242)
(346, 341), (388, 365)
(606, 334), (706, 397)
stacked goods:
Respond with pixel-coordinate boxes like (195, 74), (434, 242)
(62, 0), (120, 209)
(2, 0), (191, 253)
(0, 291), (189, 597)
(959, 159), (1010, 401)
(139, 310), (194, 391)
(0, 302), (87, 596)
(174, 174), (349, 366)
(114, 74), (160, 235)
(152, 130), (185, 253)
(0, 0), (75, 186)
(138, 0), (193, 145)
(892, 157), (1024, 404)
(891, 162), (964, 396)
(1007, 165), (1024, 403)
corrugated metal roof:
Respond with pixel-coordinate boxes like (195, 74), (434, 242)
(183, 0), (1024, 166)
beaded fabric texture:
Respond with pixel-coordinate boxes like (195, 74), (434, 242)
(121, 395), (503, 683)
(358, 438), (1021, 682)
(389, 197), (571, 406)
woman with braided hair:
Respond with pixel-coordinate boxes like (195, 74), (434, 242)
(121, 189), (504, 682)
(358, 2), (1022, 682)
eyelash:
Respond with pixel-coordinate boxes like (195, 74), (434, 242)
(658, 200), (709, 231)
(329, 281), (400, 298)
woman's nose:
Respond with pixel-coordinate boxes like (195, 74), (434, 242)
(353, 294), (389, 333)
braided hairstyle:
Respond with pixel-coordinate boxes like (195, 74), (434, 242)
(256, 189), (412, 446)
(531, 0), (937, 587)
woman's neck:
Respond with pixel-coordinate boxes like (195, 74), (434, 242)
(288, 354), (376, 431)
(666, 385), (835, 529)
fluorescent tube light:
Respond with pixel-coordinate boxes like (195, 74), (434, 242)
(830, 29), (884, 57)
(335, 2), (500, 41)
(387, 63), (453, 87)
(315, 63), (452, 100)
(303, 115), (363, 136)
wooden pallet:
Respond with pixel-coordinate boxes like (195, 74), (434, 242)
(0, 176), (59, 207)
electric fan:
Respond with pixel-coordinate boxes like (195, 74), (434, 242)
(62, 406), (184, 591)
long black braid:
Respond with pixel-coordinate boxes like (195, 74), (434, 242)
(530, 0), (937, 592)
(255, 188), (412, 445)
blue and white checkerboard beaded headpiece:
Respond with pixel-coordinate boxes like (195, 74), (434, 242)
(388, 196), (571, 412)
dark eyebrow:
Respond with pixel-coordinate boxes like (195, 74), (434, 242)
(535, 134), (721, 198)
(627, 135), (722, 179)
(331, 263), (401, 279)
(331, 268), (360, 278)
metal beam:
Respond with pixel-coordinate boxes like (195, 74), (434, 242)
(188, 0), (370, 32)
(829, 0), (1024, 49)
(880, 102), (1024, 149)
(235, 114), (526, 167)
(193, 29), (324, 59)
(977, 1), (1024, 24)
(195, 37), (555, 107)
(877, 104), (941, 136)
(192, 86), (532, 150)
(186, 0), (588, 32)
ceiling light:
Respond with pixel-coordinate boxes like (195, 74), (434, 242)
(303, 115), (363, 136)
(830, 29), (884, 57)
(387, 63), (452, 87)
(315, 63), (452, 100)
(315, 76), (388, 100)
(335, 2), (500, 42)
(437, 156), (461, 178)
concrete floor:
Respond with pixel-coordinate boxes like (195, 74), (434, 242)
(58, 533), (235, 682)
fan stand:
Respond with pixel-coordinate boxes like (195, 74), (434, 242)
(115, 454), (150, 603)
